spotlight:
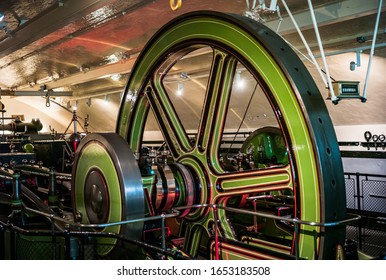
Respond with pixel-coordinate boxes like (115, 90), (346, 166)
(177, 81), (183, 96)
(73, 100), (78, 111)
(350, 50), (361, 71)
(111, 74), (121, 81)
(180, 72), (189, 79)
(235, 70), (245, 89)
(350, 61), (356, 71)
(0, 12), (4, 22)
(104, 95), (109, 105)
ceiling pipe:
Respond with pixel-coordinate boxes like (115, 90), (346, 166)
(17, 57), (137, 91)
(362, 0), (383, 101)
(65, 89), (122, 102)
(312, 42), (386, 58)
(0, 89), (72, 97)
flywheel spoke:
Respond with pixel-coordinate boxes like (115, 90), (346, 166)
(215, 165), (292, 197)
(146, 83), (191, 158)
(197, 50), (237, 163)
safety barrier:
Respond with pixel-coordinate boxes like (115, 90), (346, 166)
(344, 172), (386, 257)
(0, 202), (361, 260)
(5, 169), (386, 260)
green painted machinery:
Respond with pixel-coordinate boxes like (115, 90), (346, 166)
(1, 11), (353, 260)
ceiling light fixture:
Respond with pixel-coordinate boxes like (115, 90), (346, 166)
(180, 72), (189, 79)
(235, 70), (245, 89)
(104, 95), (109, 105)
(177, 81), (184, 96)
(350, 50), (362, 71)
(111, 74), (121, 81)
(73, 100), (78, 111)
(105, 54), (119, 64)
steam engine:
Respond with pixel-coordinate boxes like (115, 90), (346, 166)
(0, 11), (363, 260)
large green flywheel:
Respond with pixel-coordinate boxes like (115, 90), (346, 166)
(117, 11), (346, 259)
(72, 133), (144, 257)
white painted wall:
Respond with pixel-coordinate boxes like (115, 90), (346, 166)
(335, 124), (386, 152)
(334, 125), (386, 176)
(341, 157), (386, 175)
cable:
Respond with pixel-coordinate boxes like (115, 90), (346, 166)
(226, 82), (258, 156)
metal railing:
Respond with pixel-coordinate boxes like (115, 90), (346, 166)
(345, 172), (386, 214)
(1, 201), (360, 260)
(0, 218), (188, 260)
(175, 204), (361, 260)
(344, 172), (386, 257)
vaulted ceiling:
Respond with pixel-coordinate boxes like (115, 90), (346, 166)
(0, 0), (385, 133)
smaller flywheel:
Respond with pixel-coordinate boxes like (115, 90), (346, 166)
(71, 133), (145, 256)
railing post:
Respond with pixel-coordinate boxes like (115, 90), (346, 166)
(213, 205), (219, 260)
(355, 173), (362, 212)
(9, 171), (23, 224)
(66, 224), (81, 260)
(9, 224), (15, 259)
(293, 218), (300, 260)
(0, 223), (4, 260)
(161, 214), (166, 251)
(355, 173), (363, 251)
(48, 167), (59, 211)
(50, 216), (57, 259)
(253, 199), (258, 233)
